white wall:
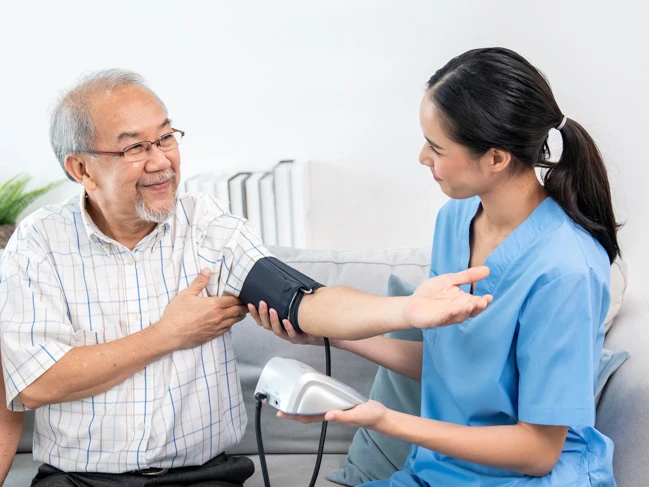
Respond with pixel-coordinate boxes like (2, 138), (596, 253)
(1, 1), (647, 294)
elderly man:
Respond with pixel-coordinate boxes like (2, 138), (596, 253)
(0, 69), (491, 486)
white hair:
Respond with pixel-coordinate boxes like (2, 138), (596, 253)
(49, 69), (167, 181)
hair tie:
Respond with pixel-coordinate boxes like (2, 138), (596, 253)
(556, 116), (567, 131)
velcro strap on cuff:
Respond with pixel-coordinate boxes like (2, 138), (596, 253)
(239, 257), (324, 332)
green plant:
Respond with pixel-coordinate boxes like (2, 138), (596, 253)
(0, 173), (64, 225)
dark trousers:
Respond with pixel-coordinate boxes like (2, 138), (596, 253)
(30, 453), (255, 487)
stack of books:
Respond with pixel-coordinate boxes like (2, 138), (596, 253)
(183, 159), (311, 248)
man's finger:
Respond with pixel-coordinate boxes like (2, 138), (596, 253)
(220, 304), (248, 320)
(184, 268), (211, 296)
(214, 296), (245, 308)
(448, 266), (490, 285)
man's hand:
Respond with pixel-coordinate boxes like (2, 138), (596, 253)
(404, 266), (493, 329)
(158, 268), (249, 349)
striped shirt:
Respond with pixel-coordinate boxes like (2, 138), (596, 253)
(0, 190), (270, 473)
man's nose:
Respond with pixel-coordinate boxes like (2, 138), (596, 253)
(145, 143), (172, 171)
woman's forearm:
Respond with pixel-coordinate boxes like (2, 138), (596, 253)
(336, 336), (423, 381)
(377, 410), (567, 477)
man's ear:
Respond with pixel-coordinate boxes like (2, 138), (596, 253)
(64, 155), (98, 191)
(482, 148), (512, 174)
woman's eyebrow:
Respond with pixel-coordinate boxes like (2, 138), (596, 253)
(425, 136), (444, 150)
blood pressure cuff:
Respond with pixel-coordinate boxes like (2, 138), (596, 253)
(239, 257), (324, 333)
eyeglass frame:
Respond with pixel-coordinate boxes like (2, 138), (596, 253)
(81, 128), (185, 159)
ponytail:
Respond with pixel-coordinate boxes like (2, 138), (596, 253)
(426, 48), (621, 264)
(538, 119), (621, 263)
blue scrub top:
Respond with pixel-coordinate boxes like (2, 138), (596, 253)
(365, 197), (615, 486)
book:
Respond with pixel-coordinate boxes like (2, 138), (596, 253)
(273, 160), (294, 246)
(259, 172), (277, 246)
(198, 173), (220, 197)
(183, 173), (204, 194)
(245, 171), (267, 240)
(213, 172), (232, 210)
(290, 160), (310, 248)
(228, 172), (251, 218)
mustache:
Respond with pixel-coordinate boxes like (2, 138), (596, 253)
(137, 169), (177, 188)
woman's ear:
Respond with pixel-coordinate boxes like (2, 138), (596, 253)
(484, 148), (512, 173)
(64, 155), (98, 192)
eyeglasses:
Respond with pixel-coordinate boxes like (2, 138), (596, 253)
(83, 128), (185, 163)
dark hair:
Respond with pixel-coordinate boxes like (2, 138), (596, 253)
(426, 47), (620, 263)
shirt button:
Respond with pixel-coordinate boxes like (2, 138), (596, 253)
(133, 314), (141, 321)
(128, 257), (135, 266)
(138, 423), (145, 431)
(138, 369), (145, 375)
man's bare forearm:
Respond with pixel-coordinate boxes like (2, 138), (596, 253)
(0, 374), (23, 484)
(19, 323), (176, 409)
(297, 287), (410, 339)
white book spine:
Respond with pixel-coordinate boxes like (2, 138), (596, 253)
(245, 172), (265, 239)
(290, 160), (310, 248)
(273, 161), (293, 247)
(260, 174), (277, 246)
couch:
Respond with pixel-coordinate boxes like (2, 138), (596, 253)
(4, 245), (649, 486)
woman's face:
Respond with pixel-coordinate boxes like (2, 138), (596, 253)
(418, 94), (492, 199)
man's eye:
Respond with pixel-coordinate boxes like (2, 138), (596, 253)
(159, 134), (174, 146)
(125, 144), (146, 155)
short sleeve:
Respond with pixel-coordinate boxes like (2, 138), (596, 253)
(0, 249), (74, 411)
(208, 217), (274, 297)
(517, 269), (609, 427)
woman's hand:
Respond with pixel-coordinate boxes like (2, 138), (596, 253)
(277, 400), (389, 430)
(405, 266), (493, 329)
(247, 301), (327, 346)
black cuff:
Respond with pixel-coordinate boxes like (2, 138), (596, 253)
(239, 257), (324, 332)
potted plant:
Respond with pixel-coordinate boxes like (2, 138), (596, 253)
(0, 174), (63, 250)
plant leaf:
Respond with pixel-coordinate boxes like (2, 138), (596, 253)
(0, 174), (31, 223)
(0, 178), (64, 225)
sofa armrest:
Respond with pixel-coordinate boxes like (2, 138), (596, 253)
(596, 292), (649, 487)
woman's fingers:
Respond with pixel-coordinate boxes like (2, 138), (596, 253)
(258, 301), (273, 330)
(247, 303), (261, 325)
(449, 266), (490, 285)
(277, 411), (326, 423)
(269, 308), (285, 336)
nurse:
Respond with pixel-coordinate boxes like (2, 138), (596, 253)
(251, 47), (619, 485)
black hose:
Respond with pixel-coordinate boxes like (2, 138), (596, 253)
(255, 337), (332, 487)
(308, 337), (331, 487)
(255, 392), (271, 487)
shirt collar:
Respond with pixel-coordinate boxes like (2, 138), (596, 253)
(78, 188), (171, 252)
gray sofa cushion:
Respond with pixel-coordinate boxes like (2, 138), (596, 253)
(228, 245), (431, 456)
(597, 292), (649, 486)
